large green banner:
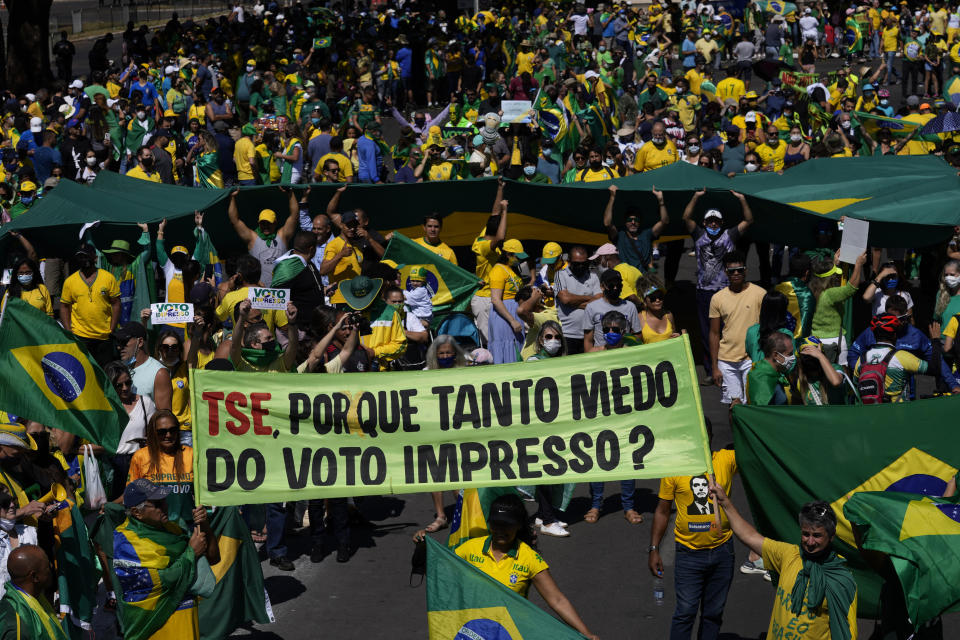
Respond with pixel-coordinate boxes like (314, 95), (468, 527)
(190, 336), (711, 506)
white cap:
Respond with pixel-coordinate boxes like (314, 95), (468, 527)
(69, 79), (83, 89)
(589, 243), (619, 260)
(29, 117), (42, 133)
(107, 98), (119, 107)
(584, 70), (600, 80)
(164, 65), (178, 75)
(704, 209), (723, 221)
(25, 93), (36, 102)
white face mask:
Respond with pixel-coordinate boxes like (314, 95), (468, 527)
(543, 339), (562, 355)
(790, 133), (802, 142)
(246, 65), (255, 72)
(0, 518), (15, 532)
(687, 144), (700, 154)
(652, 135), (665, 144)
(946, 274), (960, 288)
(745, 162), (758, 172)
(841, 120), (851, 129)
(86, 156), (97, 166)
(137, 110), (146, 120)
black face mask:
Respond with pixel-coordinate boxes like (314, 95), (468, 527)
(605, 284), (623, 300)
(569, 262), (589, 277)
(141, 156), (155, 170)
(589, 160), (602, 170)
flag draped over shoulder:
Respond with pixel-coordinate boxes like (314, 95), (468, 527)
(382, 232), (482, 324)
(194, 151), (224, 189)
(42, 482), (97, 635)
(426, 537), (584, 640)
(844, 491), (960, 626)
(0, 297), (126, 453)
(731, 398), (960, 616)
(270, 251), (307, 287)
(0, 581), (68, 640)
(198, 507), (273, 640)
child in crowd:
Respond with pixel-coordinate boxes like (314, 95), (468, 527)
(403, 265), (434, 331)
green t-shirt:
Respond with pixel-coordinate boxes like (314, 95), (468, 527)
(811, 282), (857, 339)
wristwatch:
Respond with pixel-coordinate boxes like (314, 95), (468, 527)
(871, 279), (882, 288)
(647, 545), (659, 553)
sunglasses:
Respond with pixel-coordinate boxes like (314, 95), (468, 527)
(726, 266), (746, 274)
(159, 343), (179, 351)
(542, 333), (560, 340)
(625, 216), (640, 223)
(602, 326), (624, 334)
(646, 291), (665, 301)
(156, 427), (178, 436)
(115, 379), (133, 388)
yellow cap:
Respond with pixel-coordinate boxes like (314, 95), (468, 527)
(408, 265), (428, 281)
(502, 239), (528, 259)
(171, 245), (189, 256)
(19, 181), (37, 192)
(541, 242), (562, 264)
(246, 59), (256, 66)
(163, 108), (176, 118)
(258, 209), (277, 223)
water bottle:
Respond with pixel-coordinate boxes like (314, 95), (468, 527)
(653, 575), (665, 606)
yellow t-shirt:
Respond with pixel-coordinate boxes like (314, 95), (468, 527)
(516, 51), (535, 75)
(708, 283), (766, 362)
(322, 236), (363, 284)
(214, 287), (289, 330)
(125, 165), (162, 182)
(756, 142), (787, 171)
(899, 113), (936, 155)
(634, 140), (679, 172)
(684, 67), (706, 95)
(169, 362), (191, 430)
(471, 230), (501, 298)
(455, 536), (548, 598)
(234, 136), (257, 181)
(489, 263), (522, 300)
(427, 161), (459, 181)
(762, 539), (858, 640)
(61, 270), (120, 340)
(316, 152), (354, 181)
(413, 237), (458, 265)
(614, 263), (643, 299)
(520, 308), (560, 360)
(716, 77), (746, 103)
(658, 449), (737, 550)
(943, 315), (959, 340)
(2, 285), (53, 317)
(576, 166), (618, 182)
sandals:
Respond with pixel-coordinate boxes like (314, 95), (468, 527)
(424, 514), (449, 533)
(583, 508), (600, 524)
(624, 509), (645, 525)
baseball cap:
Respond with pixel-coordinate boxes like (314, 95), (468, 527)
(69, 79), (84, 89)
(0, 412), (36, 450)
(906, 94), (920, 107)
(408, 265), (427, 281)
(488, 503), (524, 526)
(246, 58), (256, 66)
(341, 210), (359, 226)
(258, 209), (277, 224)
(164, 65), (178, 75)
(170, 245), (189, 256)
(919, 102), (932, 110)
(112, 321), (147, 343)
(584, 70), (600, 80)
(502, 239), (528, 260)
(29, 117), (42, 133)
(541, 242), (563, 264)
(19, 181), (37, 193)
(123, 478), (172, 508)
(589, 243), (619, 260)
(704, 209), (723, 221)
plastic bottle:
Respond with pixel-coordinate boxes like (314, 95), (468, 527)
(653, 574), (664, 606)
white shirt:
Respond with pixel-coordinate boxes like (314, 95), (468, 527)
(570, 14), (590, 35)
(799, 16), (819, 33)
(0, 524), (38, 591)
(117, 394), (156, 455)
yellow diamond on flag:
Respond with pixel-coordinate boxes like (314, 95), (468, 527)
(10, 344), (112, 412)
(429, 606), (523, 639)
(787, 197), (871, 214)
(899, 497), (960, 542)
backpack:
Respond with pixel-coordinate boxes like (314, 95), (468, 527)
(857, 348), (896, 404)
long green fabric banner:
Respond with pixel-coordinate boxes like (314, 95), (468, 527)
(731, 397), (960, 618)
(190, 336), (711, 506)
(1, 156), (957, 259)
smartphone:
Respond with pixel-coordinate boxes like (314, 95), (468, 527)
(203, 263), (214, 280)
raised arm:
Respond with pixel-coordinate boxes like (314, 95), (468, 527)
(603, 185), (618, 241)
(227, 189), (257, 248)
(230, 300), (250, 366)
(651, 185), (669, 237)
(732, 190), (753, 234)
(893, 128), (918, 154)
(283, 304), (299, 370)
(279, 188), (300, 246)
(326, 185), (346, 228)
(9, 232), (37, 263)
(682, 188), (706, 233)
(491, 177), (505, 218)
(709, 479), (765, 556)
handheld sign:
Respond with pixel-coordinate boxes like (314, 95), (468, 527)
(248, 287), (290, 311)
(501, 100), (533, 124)
(150, 302), (193, 325)
(838, 217), (868, 265)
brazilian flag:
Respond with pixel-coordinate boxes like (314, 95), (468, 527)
(425, 537), (584, 639)
(44, 482), (97, 636)
(447, 487), (518, 549)
(852, 111), (941, 142)
(0, 297), (126, 452)
(845, 491), (960, 627)
(756, 0), (798, 16)
(313, 36), (332, 49)
(382, 232), (482, 327)
(732, 397), (960, 616)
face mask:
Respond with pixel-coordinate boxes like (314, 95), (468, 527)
(946, 274), (960, 288)
(603, 331), (623, 347)
(311, 117), (321, 125)
(885, 278), (899, 290)
(246, 65), (255, 72)
(841, 120), (851, 129)
(880, 98), (889, 105)
(437, 355), (456, 368)
(652, 136), (665, 145)
(19, 195), (34, 205)
(706, 226), (721, 237)
(776, 352), (797, 371)
(452, 146), (463, 155)
(137, 111), (146, 120)
(599, 46), (606, 52)
(163, 357), (181, 370)
(543, 339), (562, 355)
(790, 133), (802, 142)
(603, 158), (614, 167)
(141, 156), (154, 170)
(260, 340), (277, 354)
(125, 353), (138, 367)
(589, 159), (602, 170)
(675, 88), (685, 97)
(767, 136), (779, 146)
(543, 148), (553, 157)
(0, 518), (15, 532)
(17, 273), (32, 286)
(745, 162), (758, 172)
(414, 118), (426, 127)
(569, 262), (589, 277)
(86, 156), (98, 167)
(523, 165), (536, 176)
(605, 284), (622, 299)
(687, 144), (700, 154)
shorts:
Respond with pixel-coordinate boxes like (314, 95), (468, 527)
(471, 295), (492, 342)
(718, 359), (753, 404)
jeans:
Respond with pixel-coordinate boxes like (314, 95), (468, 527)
(869, 31), (880, 59)
(670, 540), (736, 640)
(265, 502), (288, 559)
(238, 179), (258, 186)
(589, 480), (636, 511)
(308, 498), (349, 549)
(885, 51), (901, 80)
(695, 288), (718, 378)
(765, 45), (779, 60)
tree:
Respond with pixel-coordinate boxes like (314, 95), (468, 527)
(6, 0), (53, 92)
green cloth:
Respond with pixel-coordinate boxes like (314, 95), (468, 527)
(194, 150), (223, 188)
(271, 251), (306, 287)
(775, 277), (815, 342)
(789, 550), (857, 640)
(935, 293), (960, 333)
(745, 325), (795, 363)
(8, 200), (33, 220)
(811, 282), (857, 340)
(746, 358), (787, 406)
(0, 582), (68, 640)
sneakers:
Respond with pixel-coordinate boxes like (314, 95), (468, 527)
(269, 556), (295, 571)
(739, 559), (766, 575)
(539, 522), (571, 537)
(763, 571), (772, 582)
(534, 517), (568, 528)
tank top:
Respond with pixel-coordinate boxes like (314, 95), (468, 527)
(783, 147), (806, 167)
(640, 311), (674, 344)
(250, 235), (287, 285)
(131, 356), (165, 400)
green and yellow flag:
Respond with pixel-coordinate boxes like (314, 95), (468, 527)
(447, 487), (519, 549)
(426, 536), (585, 639)
(852, 111), (941, 141)
(0, 297), (126, 452)
(844, 490), (960, 627)
(382, 232), (482, 325)
(313, 37), (332, 49)
(45, 482), (97, 636)
(732, 398), (960, 616)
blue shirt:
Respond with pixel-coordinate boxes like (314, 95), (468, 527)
(847, 324), (960, 390)
(397, 48), (413, 78)
(394, 165), (418, 183)
(356, 135), (383, 183)
(33, 146), (61, 183)
(682, 39), (697, 67)
(128, 80), (159, 110)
